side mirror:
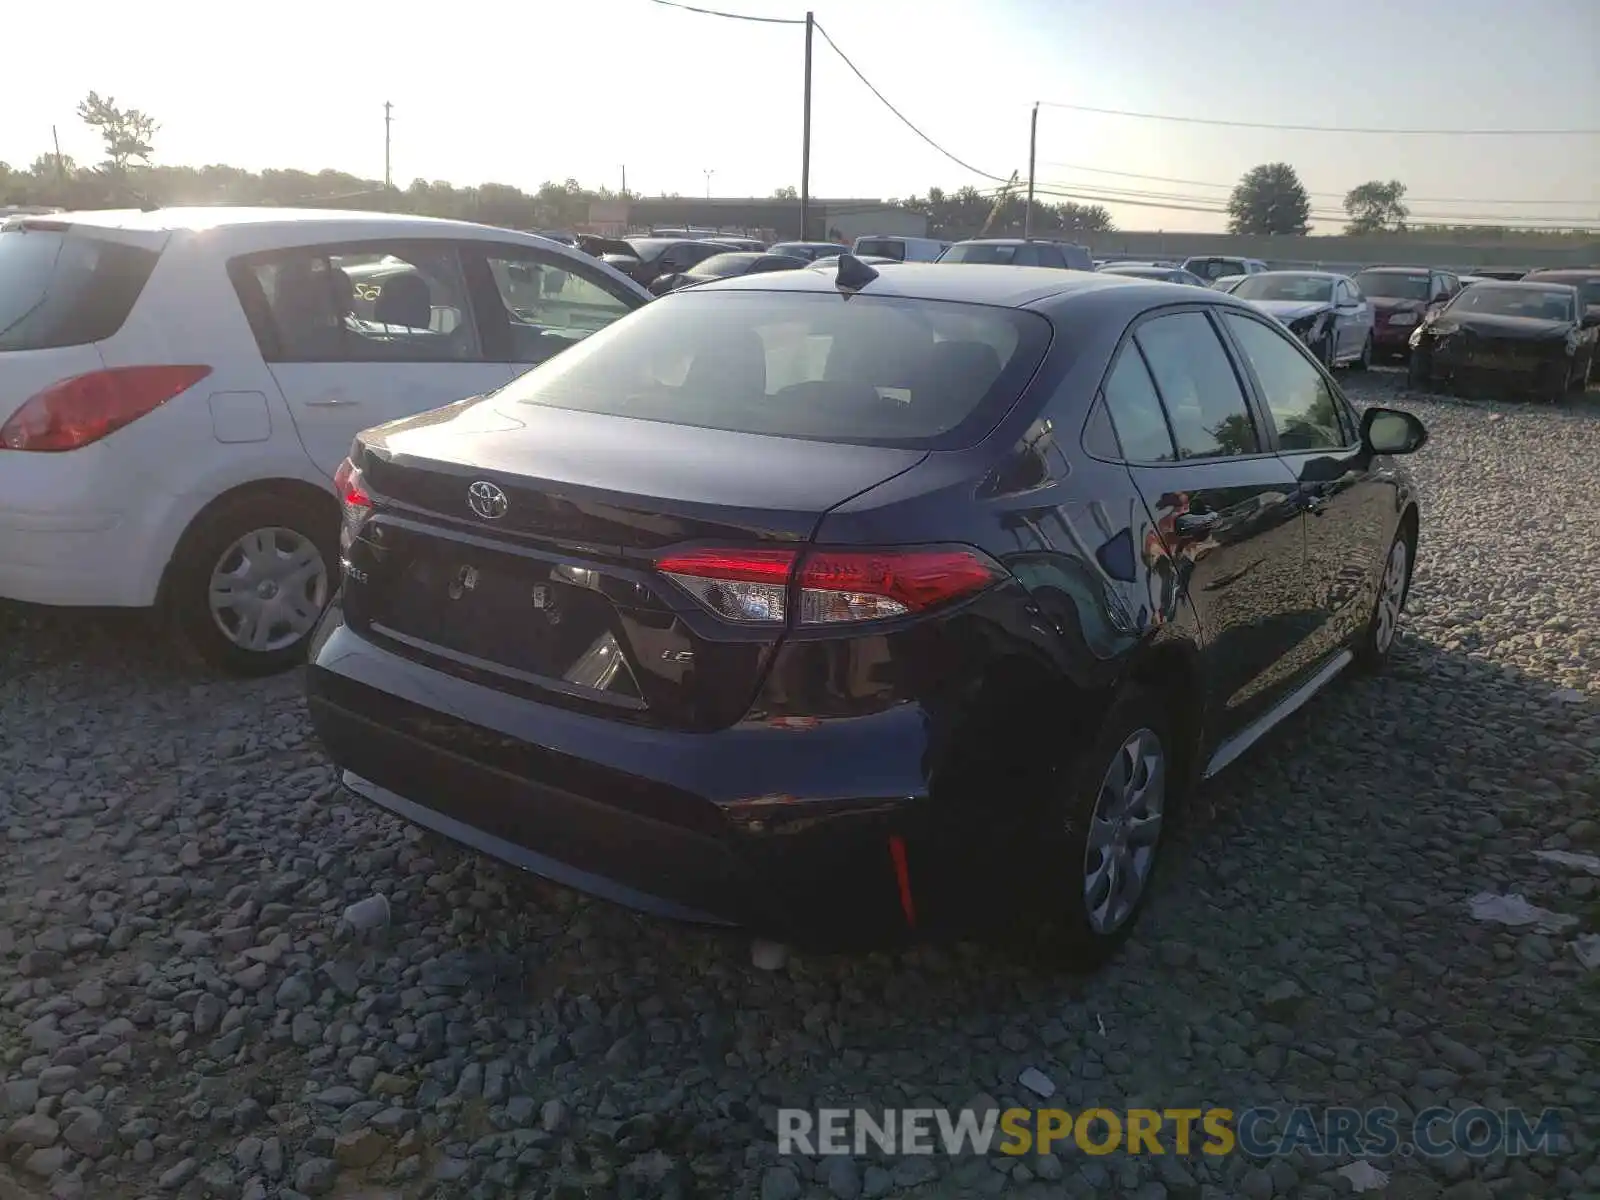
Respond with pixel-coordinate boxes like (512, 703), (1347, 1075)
(1582, 309), (1600, 330)
(1362, 407), (1428, 456)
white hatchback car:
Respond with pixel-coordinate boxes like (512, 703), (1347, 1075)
(0, 207), (651, 675)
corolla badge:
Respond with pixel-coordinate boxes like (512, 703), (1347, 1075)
(467, 481), (509, 520)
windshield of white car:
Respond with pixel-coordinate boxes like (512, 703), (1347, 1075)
(1232, 275), (1334, 304)
(1448, 286), (1575, 322)
(1353, 272), (1430, 301)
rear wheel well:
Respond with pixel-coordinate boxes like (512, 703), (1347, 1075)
(1126, 645), (1204, 797)
(159, 478), (337, 608)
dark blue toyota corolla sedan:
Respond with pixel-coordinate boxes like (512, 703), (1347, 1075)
(306, 257), (1427, 964)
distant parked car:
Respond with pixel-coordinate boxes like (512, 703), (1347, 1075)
(1228, 272), (1374, 369)
(807, 254), (897, 272)
(1096, 264), (1209, 287)
(534, 230), (579, 247)
(611, 238), (740, 288)
(1521, 268), (1600, 324)
(1213, 275), (1248, 294)
(649, 251), (808, 295)
(1352, 266), (1461, 360)
(768, 241), (850, 262)
(1468, 267), (1534, 282)
(1408, 281), (1597, 400)
(1455, 274), (1494, 290)
(851, 235), (950, 262)
(1181, 256), (1269, 284)
(0, 206), (650, 675)
(939, 239), (1093, 270)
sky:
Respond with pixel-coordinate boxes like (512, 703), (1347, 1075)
(3, 0), (1597, 233)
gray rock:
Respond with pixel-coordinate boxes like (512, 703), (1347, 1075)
(157, 1158), (199, 1191)
(4, 1113), (60, 1148)
(823, 1155), (862, 1199)
(761, 1165), (803, 1200)
(294, 1156), (340, 1194)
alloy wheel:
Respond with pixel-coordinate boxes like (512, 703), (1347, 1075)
(207, 527), (329, 652)
(1081, 727), (1166, 935)
(1374, 538), (1410, 654)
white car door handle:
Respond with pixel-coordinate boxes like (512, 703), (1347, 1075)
(305, 392), (357, 408)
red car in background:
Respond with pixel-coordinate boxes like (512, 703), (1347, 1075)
(1352, 266), (1461, 359)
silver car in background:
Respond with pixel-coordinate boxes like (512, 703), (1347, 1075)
(1228, 270), (1375, 369)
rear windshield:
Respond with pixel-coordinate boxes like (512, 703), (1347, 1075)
(1182, 258), (1242, 281)
(853, 239), (907, 261)
(1449, 286), (1575, 322)
(1354, 271), (1430, 301)
(941, 244), (1019, 265)
(0, 228), (160, 351)
(494, 290), (1052, 450)
(1232, 274), (1334, 303)
(687, 253), (762, 278)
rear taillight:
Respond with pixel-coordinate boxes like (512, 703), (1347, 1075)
(333, 456), (372, 553)
(0, 365), (212, 451)
(654, 545), (1004, 626)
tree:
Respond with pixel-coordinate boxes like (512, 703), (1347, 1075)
(1226, 163), (1311, 236)
(1051, 201), (1114, 234)
(76, 91), (159, 173)
(771, 185), (798, 200)
(1343, 179), (1409, 235)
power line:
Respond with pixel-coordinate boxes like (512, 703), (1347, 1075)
(1028, 180), (1592, 225)
(646, 0), (804, 23)
(1035, 160), (1596, 207)
(1036, 100), (1600, 138)
(811, 20), (1010, 183)
(981, 183), (1597, 229)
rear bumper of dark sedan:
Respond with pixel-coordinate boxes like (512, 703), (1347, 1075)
(304, 606), (959, 947)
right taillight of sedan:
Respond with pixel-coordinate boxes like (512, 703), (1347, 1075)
(655, 545), (1005, 627)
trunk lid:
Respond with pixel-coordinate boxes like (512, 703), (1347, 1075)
(344, 398), (924, 730)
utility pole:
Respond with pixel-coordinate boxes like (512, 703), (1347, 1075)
(800, 11), (814, 241)
(704, 169), (715, 200)
(620, 165), (627, 198)
(1024, 102), (1039, 239)
(383, 102), (393, 190)
(51, 125), (66, 191)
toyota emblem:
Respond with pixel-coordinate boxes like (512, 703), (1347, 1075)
(467, 481), (509, 520)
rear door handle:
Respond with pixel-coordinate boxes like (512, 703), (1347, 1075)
(305, 391), (357, 408)
(1173, 512), (1220, 536)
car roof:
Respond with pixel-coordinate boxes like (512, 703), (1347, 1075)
(1247, 270), (1346, 280)
(952, 238), (1073, 246)
(1525, 268), (1600, 280)
(34, 206), (509, 238)
(1469, 280), (1579, 292)
(693, 252), (763, 266)
(685, 261), (1246, 314)
(1356, 265), (1432, 273)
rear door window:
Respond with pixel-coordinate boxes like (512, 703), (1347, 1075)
(0, 227), (161, 351)
(493, 289), (1051, 450)
(1134, 311), (1260, 459)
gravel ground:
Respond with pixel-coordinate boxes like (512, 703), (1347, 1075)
(2, 368), (1598, 1200)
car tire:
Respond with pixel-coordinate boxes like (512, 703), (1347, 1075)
(1352, 332), (1373, 371)
(1354, 525), (1414, 673)
(1566, 355), (1592, 394)
(167, 489), (338, 678)
(1025, 683), (1178, 969)
(1406, 352), (1431, 391)
(1317, 329), (1338, 370)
